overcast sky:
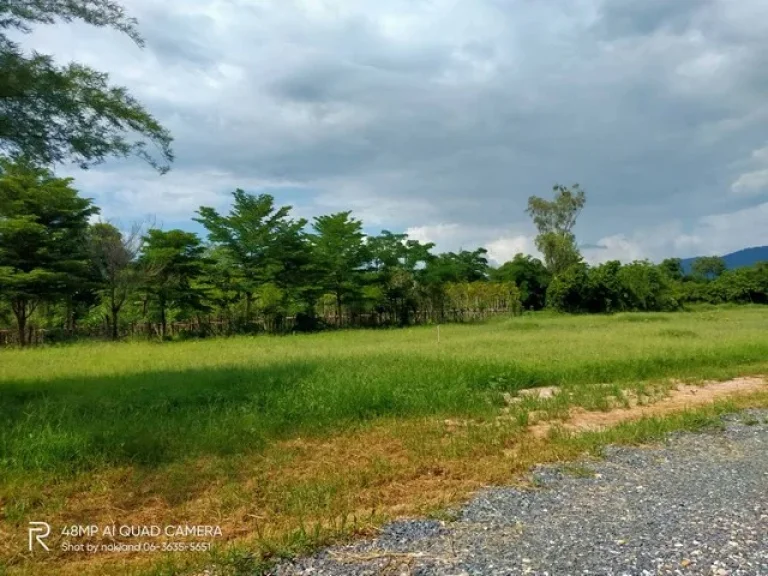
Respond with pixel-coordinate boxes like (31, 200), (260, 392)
(19, 0), (768, 264)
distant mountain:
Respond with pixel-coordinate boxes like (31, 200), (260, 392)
(680, 246), (768, 273)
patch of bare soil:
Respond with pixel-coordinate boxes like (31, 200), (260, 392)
(529, 376), (767, 438)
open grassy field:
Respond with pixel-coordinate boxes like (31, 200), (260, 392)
(3, 307), (768, 575)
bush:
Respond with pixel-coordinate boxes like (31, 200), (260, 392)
(547, 260), (679, 313)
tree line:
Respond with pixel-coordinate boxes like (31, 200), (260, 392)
(496, 185), (768, 314)
(1, 3), (766, 345)
(2, 162), (767, 346)
(0, 160), (523, 345)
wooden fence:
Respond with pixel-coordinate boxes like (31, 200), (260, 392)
(0, 305), (521, 347)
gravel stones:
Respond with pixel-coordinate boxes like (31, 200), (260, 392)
(271, 410), (768, 575)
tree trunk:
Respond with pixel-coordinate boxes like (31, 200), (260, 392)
(11, 299), (27, 347)
(160, 301), (167, 341)
(17, 312), (27, 347)
(245, 292), (253, 327)
(336, 291), (342, 327)
(111, 307), (120, 341)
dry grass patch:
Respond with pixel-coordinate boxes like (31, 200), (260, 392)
(5, 379), (768, 576)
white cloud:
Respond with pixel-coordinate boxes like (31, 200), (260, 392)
(486, 236), (540, 264)
(731, 169), (768, 195)
(731, 144), (768, 195)
(582, 202), (768, 263)
(582, 235), (648, 264)
(404, 223), (539, 264)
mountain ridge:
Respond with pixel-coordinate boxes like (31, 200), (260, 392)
(680, 246), (768, 273)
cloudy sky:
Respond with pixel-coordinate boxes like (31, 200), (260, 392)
(18, 0), (768, 264)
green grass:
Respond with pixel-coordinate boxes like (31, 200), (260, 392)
(2, 306), (768, 575)
(2, 307), (768, 476)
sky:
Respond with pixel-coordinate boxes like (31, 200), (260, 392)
(16, 0), (768, 264)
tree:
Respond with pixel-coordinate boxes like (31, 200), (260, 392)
(89, 221), (142, 340)
(616, 260), (677, 312)
(692, 256), (726, 281)
(526, 183), (586, 276)
(138, 229), (206, 340)
(0, 1), (173, 171)
(310, 211), (368, 323)
(490, 253), (551, 310)
(425, 249), (489, 284)
(0, 158), (98, 345)
(200, 245), (244, 328)
(585, 260), (625, 313)
(545, 262), (590, 313)
(659, 258), (685, 281)
(195, 190), (309, 326)
(366, 231), (435, 326)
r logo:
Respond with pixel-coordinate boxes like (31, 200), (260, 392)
(28, 522), (51, 552)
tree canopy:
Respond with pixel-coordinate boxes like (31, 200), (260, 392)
(0, 0), (173, 171)
(526, 183), (586, 276)
(1, 165), (766, 346)
(0, 158), (98, 343)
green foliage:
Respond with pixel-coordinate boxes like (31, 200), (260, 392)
(584, 260), (623, 313)
(0, 158), (98, 344)
(616, 260), (677, 312)
(365, 231), (436, 326)
(195, 190), (310, 325)
(199, 245), (243, 323)
(545, 263), (591, 313)
(691, 256), (727, 281)
(526, 184), (586, 276)
(546, 260), (678, 314)
(1, 166), (766, 343)
(659, 258), (684, 281)
(89, 221), (141, 339)
(3, 306), (768, 475)
(677, 263), (768, 305)
(490, 253), (551, 310)
(138, 229), (208, 339)
(0, 0), (173, 171)
(311, 211), (368, 319)
(423, 248), (490, 284)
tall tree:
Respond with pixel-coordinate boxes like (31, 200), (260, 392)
(89, 221), (142, 340)
(311, 211), (368, 323)
(138, 229), (206, 340)
(195, 190), (309, 325)
(0, 158), (98, 345)
(526, 183), (586, 276)
(0, 1), (173, 171)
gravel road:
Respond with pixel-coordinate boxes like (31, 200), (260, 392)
(271, 410), (768, 576)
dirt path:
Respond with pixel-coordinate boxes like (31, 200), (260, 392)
(529, 376), (766, 438)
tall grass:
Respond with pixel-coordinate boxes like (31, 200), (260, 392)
(2, 307), (768, 476)
(3, 307), (768, 576)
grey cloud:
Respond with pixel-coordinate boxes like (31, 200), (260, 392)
(139, 9), (220, 68)
(20, 0), (768, 261)
(594, 0), (712, 38)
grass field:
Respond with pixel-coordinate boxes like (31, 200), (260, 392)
(2, 307), (768, 575)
